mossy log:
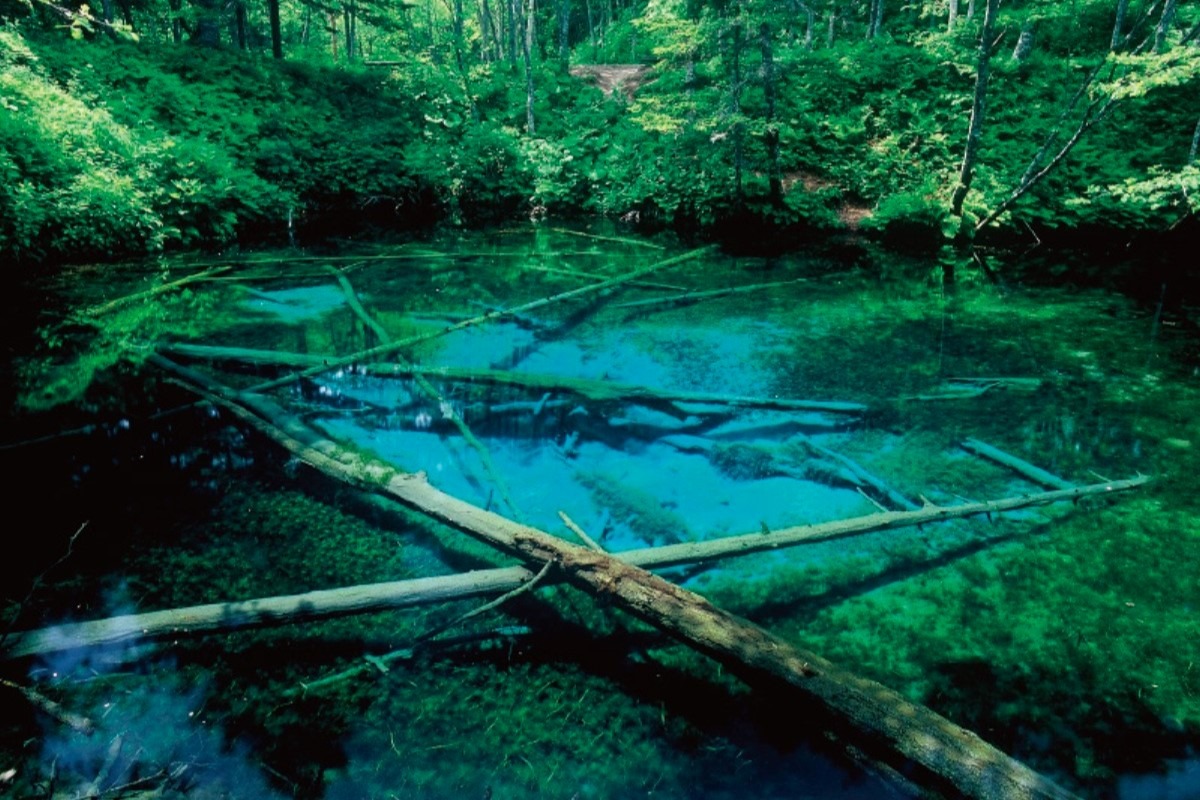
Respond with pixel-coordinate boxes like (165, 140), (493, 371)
(84, 266), (232, 317)
(142, 356), (1087, 800)
(159, 342), (868, 414)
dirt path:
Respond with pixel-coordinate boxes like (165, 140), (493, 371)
(569, 64), (652, 98)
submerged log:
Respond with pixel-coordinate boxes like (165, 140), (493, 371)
(243, 244), (718, 394)
(960, 438), (1075, 490)
(3, 471), (1142, 659)
(144, 357), (1086, 800)
(612, 277), (808, 313)
(159, 342), (867, 415)
(85, 266), (232, 318)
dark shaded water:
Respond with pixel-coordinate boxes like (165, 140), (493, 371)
(2, 225), (1198, 799)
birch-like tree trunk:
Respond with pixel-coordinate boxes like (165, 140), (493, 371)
(1110, 0), (1129, 50)
(948, 0), (958, 32)
(1012, 17), (1035, 62)
(523, 0), (537, 134)
(760, 22), (782, 202)
(950, 0), (1001, 219)
(1154, 0), (1178, 52)
(558, 0), (571, 71)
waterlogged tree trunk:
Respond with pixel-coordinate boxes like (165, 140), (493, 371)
(1154, 0), (1178, 52)
(523, 0), (537, 134)
(760, 22), (782, 202)
(268, 0), (283, 57)
(949, 0), (1000, 220)
(1111, 0), (1128, 50)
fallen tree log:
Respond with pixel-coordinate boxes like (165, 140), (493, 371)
(158, 342), (868, 415)
(243, 244), (718, 394)
(3, 468), (1143, 659)
(84, 266), (232, 318)
(141, 356), (1087, 799)
(960, 438), (1075, 490)
(2, 568), (535, 660)
(612, 277), (808, 313)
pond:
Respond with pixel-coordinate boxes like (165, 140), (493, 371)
(1, 224), (1198, 799)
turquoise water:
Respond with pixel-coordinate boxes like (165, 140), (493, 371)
(1, 225), (1198, 798)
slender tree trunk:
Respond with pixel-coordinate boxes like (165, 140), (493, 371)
(826, 0), (838, 47)
(348, 2), (360, 59)
(966, 0), (975, 20)
(480, 0), (498, 61)
(268, 0), (283, 57)
(523, 0), (537, 134)
(558, 0), (571, 71)
(949, 0), (1000, 219)
(1154, 0), (1178, 52)
(1189, 114), (1200, 165)
(234, 0), (248, 49)
(801, 2), (815, 48)
(168, 0), (183, 43)
(866, 0), (883, 38)
(585, 0), (596, 59)
(328, 12), (339, 59)
(728, 21), (745, 206)
(508, 0), (519, 67)
(760, 22), (782, 203)
(1012, 17), (1035, 62)
(948, 0), (958, 32)
(1110, 0), (1129, 50)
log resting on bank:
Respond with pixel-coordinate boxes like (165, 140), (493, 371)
(136, 355), (1088, 800)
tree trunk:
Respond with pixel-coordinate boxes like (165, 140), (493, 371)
(189, 0), (222, 46)
(1012, 17), (1035, 62)
(1110, 0), (1128, 50)
(1189, 114), (1199, 165)
(234, 0), (248, 50)
(267, 0), (282, 57)
(966, 0), (975, 20)
(759, 23), (783, 203)
(728, 21), (745, 206)
(948, 0), (958, 32)
(558, 0), (571, 71)
(141, 365), (1085, 800)
(523, 0), (537, 133)
(866, 0), (883, 39)
(345, 1), (357, 60)
(826, 0), (837, 47)
(949, 0), (1000, 219)
(1154, 0), (1178, 52)
(169, 0), (183, 43)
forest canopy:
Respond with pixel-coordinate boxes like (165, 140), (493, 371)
(1, 0), (1198, 263)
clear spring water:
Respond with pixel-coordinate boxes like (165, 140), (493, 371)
(2, 224), (1198, 799)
